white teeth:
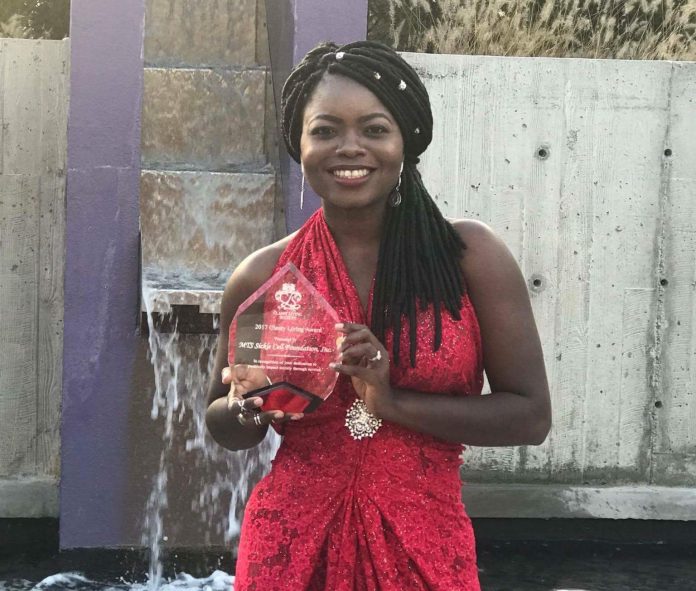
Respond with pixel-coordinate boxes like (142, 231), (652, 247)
(333, 169), (370, 179)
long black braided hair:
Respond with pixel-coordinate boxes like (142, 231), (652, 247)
(281, 40), (466, 366)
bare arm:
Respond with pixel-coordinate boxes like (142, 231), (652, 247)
(205, 240), (292, 451)
(333, 219), (551, 446)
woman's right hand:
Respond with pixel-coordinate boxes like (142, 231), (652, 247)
(223, 364), (303, 427)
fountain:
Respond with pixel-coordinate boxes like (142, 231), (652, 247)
(136, 0), (282, 581)
(139, 281), (280, 589)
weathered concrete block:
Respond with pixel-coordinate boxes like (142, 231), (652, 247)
(144, 0), (257, 67)
(0, 477), (58, 517)
(256, 0), (270, 67)
(142, 68), (267, 170)
(462, 484), (696, 520)
(140, 169), (276, 291)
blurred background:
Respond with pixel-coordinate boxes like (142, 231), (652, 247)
(0, 0), (70, 40)
(368, 0), (696, 60)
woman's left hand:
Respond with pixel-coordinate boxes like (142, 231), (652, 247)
(330, 322), (393, 418)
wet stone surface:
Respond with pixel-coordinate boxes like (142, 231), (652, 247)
(140, 170), (276, 284)
(141, 68), (267, 171)
(144, 0), (258, 67)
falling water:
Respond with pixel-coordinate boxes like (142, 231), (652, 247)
(0, 285), (280, 591)
(140, 280), (280, 589)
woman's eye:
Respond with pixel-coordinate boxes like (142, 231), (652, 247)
(309, 126), (335, 137)
(365, 125), (388, 136)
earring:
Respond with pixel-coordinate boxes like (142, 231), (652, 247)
(300, 174), (305, 210)
(389, 185), (402, 207)
(389, 162), (404, 207)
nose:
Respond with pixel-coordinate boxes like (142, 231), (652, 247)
(336, 130), (365, 158)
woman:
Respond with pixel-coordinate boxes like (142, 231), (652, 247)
(206, 41), (551, 590)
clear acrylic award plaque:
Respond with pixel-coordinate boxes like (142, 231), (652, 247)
(228, 263), (340, 413)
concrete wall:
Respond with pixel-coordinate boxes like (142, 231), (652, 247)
(405, 52), (696, 518)
(0, 39), (68, 518)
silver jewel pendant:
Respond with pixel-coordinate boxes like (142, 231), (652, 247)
(336, 51), (345, 60)
(345, 399), (382, 440)
(398, 80), (407, 90)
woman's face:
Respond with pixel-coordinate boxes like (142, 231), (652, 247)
(300, 74), (404, 211)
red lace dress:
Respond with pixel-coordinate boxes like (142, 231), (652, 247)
(234, 210), (483, 590)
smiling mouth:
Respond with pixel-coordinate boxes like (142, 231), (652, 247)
(331, 168), (372, 179)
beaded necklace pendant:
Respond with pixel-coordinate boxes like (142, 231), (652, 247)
(345, 399), (382, 439)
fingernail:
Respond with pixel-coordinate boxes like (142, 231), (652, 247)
(273, 411), (284, 419)
(335, 323), (345, 330)
(329, 362), (339, 370)
(221, 367), (230, 380)
(291, 413), (303, 421)
(252, 397), (263, 406)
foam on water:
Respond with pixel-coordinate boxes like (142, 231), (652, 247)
(0, 570), (235, 590)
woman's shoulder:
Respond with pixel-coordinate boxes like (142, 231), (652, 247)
(234, 233), (297, 283)
(447, 217), (522, 292)
(448, 217), (495, 242)
(448, 217), (505, 260)
(219, 232), (298, 320)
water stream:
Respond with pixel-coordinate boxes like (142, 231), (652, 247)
(1, 285), (281, 590)
(139, 282), (280, 589)
(0, 284), (282, 591)
(2, 284), (280, 590)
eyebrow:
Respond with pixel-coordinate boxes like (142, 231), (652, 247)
(310, 112), (393, 124)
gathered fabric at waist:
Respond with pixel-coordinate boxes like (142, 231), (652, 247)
(268, 419), (465, 506)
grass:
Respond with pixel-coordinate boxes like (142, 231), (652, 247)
(369, 0), (696, 60)
(0, 14), (29, 39)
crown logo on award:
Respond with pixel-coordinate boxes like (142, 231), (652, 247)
(228, 263), (340, 414)
(275, 282), (302, 313)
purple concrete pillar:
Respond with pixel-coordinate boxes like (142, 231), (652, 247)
(61, 0), (145, 548)
(265, 0), (368, 233)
